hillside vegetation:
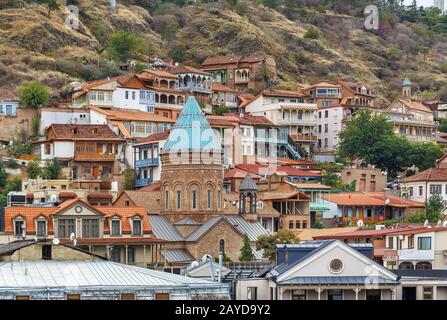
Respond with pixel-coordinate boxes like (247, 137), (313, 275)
(1, 0), (447, 104)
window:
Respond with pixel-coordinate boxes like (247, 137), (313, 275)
(247, 287), (257, 300)
(291, 290), (306, 300)
(295, 221), (301, 229)
(177, 191), (181, 209)
(125, 91), (129, 99)
(219, 239), (225, 254)
(132, 91), (136, 100)
(419, 186), (423, 196)
(302, 221), (307, 228)
(127, 246), (135, 263)
(140, 91), (146, 100)
(125, 200), (130, 207)
(82, 219), (99, 238)
(318, 125), (321, 133)
(207, 190), (212, 209)
(418, 237), (431, 250)
(14, 219), (25, 237)
(408, 235), (414, 249)
(289, 221), (294, 229)
(388, 236), (393, 249)
(329, 259), (343, 273)
(165, 190), (169, 209)
(408, 187), (413, 197)
(58, 219), (75, 238)
(325, 110), (329, 118)
(111, 247), (121, 262)
(121, 293), (135, 300)
(322, 101), (332, 107)
(111, 220), (121, 236)
(217, 191), (221, 208)
(324, 124), (328, 133)
(328, 289), (343, 300)
(430, 184), (442, 195)
(44, 144), (51, 155)
(423, 287), (433, 300)
(191, 190), (197, 209)
(42, 245), (52, 260)
(37, 220), (46, 237)
(132, 219), (142, 236)
(324, 138), (328, 147)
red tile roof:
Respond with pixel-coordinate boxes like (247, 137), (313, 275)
(135, 130), (170, 145)
(224, 168), (262, 179)
(58, 192), (77, 199)
(47, 124), (123, 141)
(397, 99), (432, 113)
(202, 54), (266, 66)
(403, 168), (447, 182)
(0, 89), (19, 101)
(90, 106), (175, 123)
(167, 64), (212, 76)
(212, 83), (239, 93)
(99, 206), (151, 234)
(322, 192), (424, 207)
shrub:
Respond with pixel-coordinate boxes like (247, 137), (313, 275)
(6, 159), (19, 169)
(27, 160), (41, 179)
(8, 140), (33, 158)
(18, 81), (50, 108)
(303, 27), (320, 40)
(441, 64), (447, 74)
(170, 43), (187, 63)
(43, 159), (62, 179)
(107, 31), (141, 62)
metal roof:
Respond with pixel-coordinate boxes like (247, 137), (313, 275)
(239, 174), (258, 192)
(162, 96), (222, 153)
(278, 276), (399, 285)
(173, 218), (202, 226)
(392, 269), (447, 279)
(186, 217), (222, 242)
(148, 215), (184, 242)
(0, 260), (228, 291)
(163, 249), (195, 263)
(225, 216), (270, 242)
(0, 240), (35, 256)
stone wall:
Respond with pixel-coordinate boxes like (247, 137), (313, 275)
(0, 108), (39, 141)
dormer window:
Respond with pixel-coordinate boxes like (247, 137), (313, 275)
(132, 218), (142, 236)
(92, 128), (98, 135)
(36, 217), (47, 237)
(14, 217), (25, 237)
(73, 128), (78, 135)
(111, 219), (121, 236)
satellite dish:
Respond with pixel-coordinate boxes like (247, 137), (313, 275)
(201, 254), (212, 263)
(33, 236), (38, 242)
(424, 220), (429, 227)
(52, 238), (60, 245)
(69, 232), (76, 241)
(190, 261), (200, 269)
(443, 221), (447, 228)
(357, 219), (364, 227)
(437, 220), (442, 227)
(385, 199), (390, 205)
(72, 239), (77, 247)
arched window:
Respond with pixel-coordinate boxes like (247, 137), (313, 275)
(416, 261), (432, 270)
(192, 190), (197, 209)
(399, 262), (414, 270)
(164, 190), (169, 209)
(207, 190), (211, 209)
(177, 190), (181, 209)
(217, 190), (221, 209)
(219, 239), (225, 254)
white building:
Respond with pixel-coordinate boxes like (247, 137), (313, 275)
(40, 108), (90, 135)
(244, 89), (318, 155)
(0, 89), (19, 116)
(316, 105), (348, 155)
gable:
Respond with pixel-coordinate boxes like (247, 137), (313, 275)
(54, 202), (103, 217)
(277, 241), (397, 282)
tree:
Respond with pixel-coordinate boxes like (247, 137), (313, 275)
(0, 163), (7, 188)
(409, 142), (443, 172)
(37, 0), (60, 17)
(170, 43), (187, 63)
(133, 62), (146, 73)
(162, 20), (179, 49)
(18, 81), (50, 108)
(27, 160), (42, 179)
(107, 32), (140, 62)
(214, 105), (229, 116)
(3, 177), (22, 194)
(426, 193), (447, 222)
(256, 230), (297, 260)
(239, 234), (255, 261)
(124, 169), (135, 190)
(43, 159), (61, 179)
(439, 118), (447, 133)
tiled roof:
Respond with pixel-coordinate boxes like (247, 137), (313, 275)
(0, 89), (19, 101)
(294, 227), (359, 241)
(206, 115), (238, 127)
(58, 192), (77, 199)
(202, 54), (266, 66)
(87, 193), (113, 199)
(403, 168), (447, 182)
(138, 181), (161, 192)
(90, 106), (175, 123)
(162, 97), (222, 153)
(304, 82), (341, 90)
(212, 83), (238, 93)
(4, 206), (55, 234)
(322, 192), (424, 207)
(397, 99), (432, 113)
(138, 69), (179, 79)
(235, 164), (321, 177)
(114, 191), (161, 214)
(47, 124), (122, 140)
(168, 64), (212, 76)
(224, 168), (262, 179)
(135, 130), (170, 145)
(262, 89), (307, 98)
(95, 206), (151, 234)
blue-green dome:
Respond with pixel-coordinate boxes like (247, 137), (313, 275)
(402, 78), (412, 86)
(162, 96), (222, 154)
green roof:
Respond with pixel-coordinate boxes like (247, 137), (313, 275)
(162, 96), (222, 153)
(403, 77), (412, 86)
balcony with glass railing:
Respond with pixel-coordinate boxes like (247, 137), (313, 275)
(135, 178), (153, 187)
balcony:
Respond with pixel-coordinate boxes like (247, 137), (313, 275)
(342, 216), (385, 224)
(178, 83), (212, 94)
(74, 152), (115, 161)
(156, 103), (183, 110)
(135, 178), (153, 187)
(135, 158), (159, 167)
(314, 93), (341, 99)
(309, 199), (331, 212)
(235, 77), (250, 84)
(397, 248), (434, 261)
(292, 134), (318, 142)
(278, 118), (318, 126)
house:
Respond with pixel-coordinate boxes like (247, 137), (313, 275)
(0, 241), (230, 300)
(36, 124), (126, 183)
(336, 81), (375, 108)
(321, 192), (425, 224)
(0, 89), (19, 116)
(341, 164), (387, 192)
(72, 74), (156, 112)
(201, 54), (277, 91)
(211, 83), (239, 112)
(303, 82), (342, 108)
(236, 240), (400, 300)
(39, 107), (90, 135)
(393, 269), (447, 300)
(384, 99), (435, 142)
(401, 161), (447, 211)
(235, 164), (322, 183)
(243, 89), (318, 155)
(1, 197), (166, 268)
(133, 131), (170, 187)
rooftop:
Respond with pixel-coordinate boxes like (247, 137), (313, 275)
(0, 89), (19, 102)
(322, 192), (424, 208)
(403, 167), (447, 182)
(46, 124), (123, 141)
(90, 106), (175, 123)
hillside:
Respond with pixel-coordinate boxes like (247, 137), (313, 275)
(1, 0), (447, 104)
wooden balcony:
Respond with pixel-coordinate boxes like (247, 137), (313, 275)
(342, 216), (385, 224)
(74, 152), (115, 161)
(292, 134), (318, 142)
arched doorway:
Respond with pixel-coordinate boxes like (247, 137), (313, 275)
(399, 262), (414, 270)
(415, 261), (432, 270)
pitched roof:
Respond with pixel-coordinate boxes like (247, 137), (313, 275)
(224, 168), (262, 180)
(135, 130), (170, 145)
(304, 82), (341, 90)
(173, 218), (202, 226)
(162, 96), (222, 153)
(138, 69), (179, 79)
(168, 64), (212, 76)
(403, 167), (447, 182)
(0, 89), (19, 102)
(240, 174), (258, 191)
(114, 190), (161, 214)
(163, 249), (195, 263)
(202, 55), (266, 67)
(294, 227), (359, 241)
(47, 124), (123, 141)
(99, 206), (151, 234)
(262, 89), (307, 98)
(212, 83), (239, 93)
(148, 215), (184, 242)
(322, 192), (424, 207)
(235, 164), (321, 178)
(90, 106), (175, 123)
(397, 99), (432, 113)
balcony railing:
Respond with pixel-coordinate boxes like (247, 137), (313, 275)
(74, 152), (115, 161)
(135, 158), (159, 167)
(293, 134), (318, 142)
(313, 93), (341, 98)
(135, 178), (153, 187)
(178, 83), (212, 93)
(235, 77), (250, 84)
(156, 103), (183, 109)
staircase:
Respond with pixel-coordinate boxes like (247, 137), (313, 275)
(285, 136), (301, 160)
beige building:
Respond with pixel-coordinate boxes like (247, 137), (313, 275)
(341, 165), (387, 192)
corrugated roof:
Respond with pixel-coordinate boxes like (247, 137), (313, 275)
(0, 240), (35, 256)
(163, 249), (195, 263)
(173, 218), (202, 226)
(162, 97), (222, 153)
(0, 260), (227, 290)
(148, 215), (184, 242)
(224, 216), (270, 242)
(186, 217), (222, 242)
